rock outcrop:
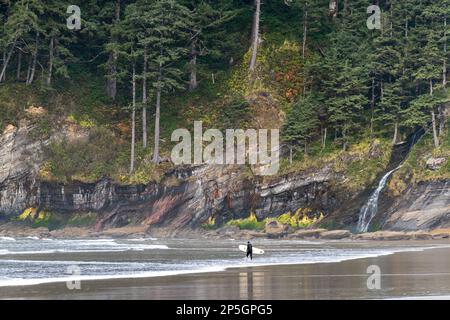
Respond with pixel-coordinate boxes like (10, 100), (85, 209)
(0, 123), (345, 233)
(0, 124), (44, 217)
(382, 181), (450, 231)
(1, 121), (449, 236)
(319, 230), (351, 240)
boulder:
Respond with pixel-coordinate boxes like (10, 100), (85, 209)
(289, 228), (327, 239)
(432, 233), (450, 239)
(426, 157), (446, 171)
(410, 231), (433, 240)
(239, 230), (266, 240)
(319, 230), (351, 240)
(430, 228), (450, 239)
(353, 231), (423, 241)
(368, 140), (382, 159)
(265, 220), (288, 238)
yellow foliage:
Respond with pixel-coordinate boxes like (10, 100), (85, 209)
(202, 216), (216, 229)
(272, 208), (324, 229)
(18, 207), (37, 221)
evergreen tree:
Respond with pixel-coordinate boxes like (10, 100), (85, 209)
(131, 0), (193, 163)
(283, 93), (320, 153)
(0, 0), (43, 82)
(41, 0), (76, 86)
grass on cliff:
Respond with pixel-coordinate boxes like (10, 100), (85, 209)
(389, 126), (450, 195)
(219, 209), (325, 231)
(16, 208), (65, 230)
(278, 138), (392, 193)
(15, 208), (98, 230)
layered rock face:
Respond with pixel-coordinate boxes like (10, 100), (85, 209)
(0, 123), (343, 231)
(1, 122), (448, 234)
(0, 124), (43, 217)
(37, 165), (343, 232)
(383, 181), (450, 231)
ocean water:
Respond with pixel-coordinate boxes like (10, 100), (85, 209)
(0, 236), (444, 288)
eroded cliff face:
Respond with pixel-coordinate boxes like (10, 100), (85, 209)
(37, 165), (344, 232)
(0, 122), (448, 234)
(0, 123), (345, 232)
(382, 181), (450, 231)
(0, 124), (43, 217)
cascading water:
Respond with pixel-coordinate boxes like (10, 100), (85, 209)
(356, 165), (402, 233)
(355, 126), (427, 233)
(352, 127), (427, 233)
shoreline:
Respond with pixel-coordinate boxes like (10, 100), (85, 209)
(1, 239), (450, 299)
(2, 220), (450, 242)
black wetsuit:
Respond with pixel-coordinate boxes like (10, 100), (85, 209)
(246, 243), (253, 260)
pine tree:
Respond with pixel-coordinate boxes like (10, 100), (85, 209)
(185, 0), (240, 91)
(0, 0), (43, 82)
(412, 9), (444, 147)
(41, 0), (76, 86)
(322, 14), (369, 150)
(132, 0), (193, 163)
(283, 93), (320, 153)
(120, 0), (142, 173)
(249, 0), (261, 72)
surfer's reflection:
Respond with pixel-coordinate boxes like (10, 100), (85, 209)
(239, 271), (264, 299)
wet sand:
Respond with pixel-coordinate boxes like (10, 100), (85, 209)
(2, 243), (450, 300)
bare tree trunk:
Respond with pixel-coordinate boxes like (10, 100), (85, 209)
(392, 122), (398, 145)
(430, 79), (439, 148)
(249, 0), (261, 72)
(289, 145), (293, 164)
(438, 105), (445, 136)
(1, 52), (6, 82)
(153, 85), (161, 164)
(106, 0), (121, 101)
(0, 37), (17, 82)
(370, 78), (375, 135)
(26, 55), (32, 82)
(322, 127), (327, 149)
(405, 18), (408, 39)
(189, 40), (198, 91)
(130, 64), (136, 173)
(46, 37), (54, 86)
(435, 51), (446, 134)
(302, 2), (308, 60)
(152, 59), (162, 164)
(329, 0), (337, 19)
(431, 110), (439, 148)
(142, 47), (148, 149)
(27, 32), (39, 85)
(390, 3), (393, 38)
(444, 16), (447, 87)
(342, 128), (347, 151)
(16, 50), (21, 81)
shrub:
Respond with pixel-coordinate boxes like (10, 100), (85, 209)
(226, 213), (265, 230)
(67, 212), (97, 227)
(43, 126), (126, 182)
(201, 216), (217, 230)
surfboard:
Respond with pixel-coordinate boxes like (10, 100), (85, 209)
(238, 245), (264, 255)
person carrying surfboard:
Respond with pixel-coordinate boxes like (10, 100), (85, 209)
(246, 241), (253, 260)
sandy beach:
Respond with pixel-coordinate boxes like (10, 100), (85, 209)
(2, 240), (450, 300)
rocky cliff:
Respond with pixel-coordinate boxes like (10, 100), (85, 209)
(0, 121), (448, 235)
(0, 122), (345, 233)
(383, 181), (450, 231)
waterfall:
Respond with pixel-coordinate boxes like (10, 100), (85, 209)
(356, 165), (402, 233)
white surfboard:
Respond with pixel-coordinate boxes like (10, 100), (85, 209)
(239, 245), (264, 255)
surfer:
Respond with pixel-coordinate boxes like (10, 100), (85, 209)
(246, 241), (253, 260)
